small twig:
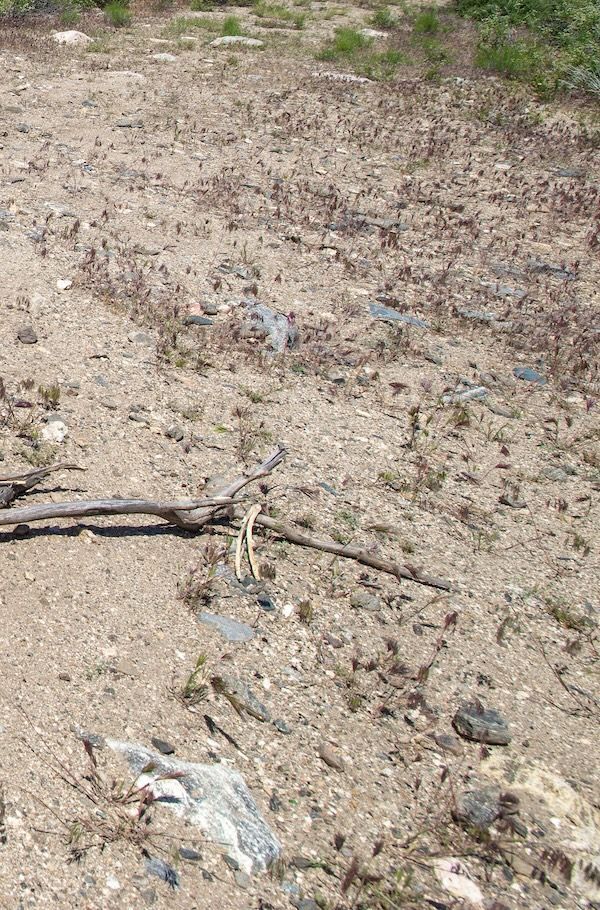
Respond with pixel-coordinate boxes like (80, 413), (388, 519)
(254, 515), (452, 591)
(246, 504), (262, 580)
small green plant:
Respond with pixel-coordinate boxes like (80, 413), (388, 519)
(370, 6), (396, 28)
(413, 6), (439, 33)
(104, 0), (131, 27)
(59, 1), (80, 25)
(190, 0), (214, 8)
(177, 654), (210, 707)
(38, 384), (61, 409)
(318, 26), (370, 60)
(221, 14), (242, 35)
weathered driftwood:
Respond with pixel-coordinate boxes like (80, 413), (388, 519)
(0, 447), (452, 590)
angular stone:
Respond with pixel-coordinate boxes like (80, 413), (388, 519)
(17, 325), (38, 344)
(453, 786), (501, 831)
(52, 30), (92, 46)
(107, 739), (281, 873)
(453, 703), (511, 745)
(151, 737), (175, 755)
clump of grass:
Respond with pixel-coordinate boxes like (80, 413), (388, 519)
(175, 654), (210, 708)
(318, 26), (370, 60)
(456, 0), (600, 96)
(221, 13), (243, 35)
(254, 1), (306, 27)
(190, 0), (214, 8)
(104, 0), (131, 27)
(370, 6), (396, 29)
(413, 6), (439, 33)
(164, 14), (219, 35)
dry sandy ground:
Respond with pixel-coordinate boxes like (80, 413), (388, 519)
(0, 3), (599, 909)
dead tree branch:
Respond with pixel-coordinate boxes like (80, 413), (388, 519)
(0, 447), (453, 590)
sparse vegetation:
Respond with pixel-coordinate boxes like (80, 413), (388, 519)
(104, 0), (131, 27)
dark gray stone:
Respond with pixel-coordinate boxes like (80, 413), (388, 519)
(273, 718), (292, 735)
(145, 857), (179, 889)
(453, 703), (511, 745)
(179, 847), (203, 861)
(453, 786), (501, 830)
(184, 315), (214, 327)
(151, 737), (175, 755)
(17, 326), (38, 344)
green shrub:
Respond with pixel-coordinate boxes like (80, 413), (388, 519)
(318, 26), (370, 59)
(370, 6), (396, 28)
(104, 0), (131, 26)
(413, 7), (439, 33)
(221, 13), (242, 34)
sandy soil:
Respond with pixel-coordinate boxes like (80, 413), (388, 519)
(0, 3), (598, 908)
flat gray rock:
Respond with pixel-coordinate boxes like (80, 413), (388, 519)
(198, 612), (255, 643)
(107, 740), (280, 873)
(369, 302), (429, 328)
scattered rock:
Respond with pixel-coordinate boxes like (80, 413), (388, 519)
(369, 302), (429, 328)
(433, 858), (484, 908)
(499, 493), (527, 509)
(453, 703), (511, 745)
(52, 30), (92, 46)
(350, 591), (381, 612)
(152, 53), (178, 62)
(56, 278), (73, 291)
(151, 737), (175, 756)
(513, 366), (546, 384)
(243, 301), (298, 353)
(17, 325), (37, 344)
(41, 420), (68, 443)
(145, 856), (180, 889)
(432, 733), (463, 756)
(183, 315), (214, 327)
(273, 718), (292, 735)
(319, 742), (345, 771)
(107, 739), (281, 873)
(442, 385), (488, 405)
(527, 258), (575, 280)
(115, 118), (144, 129)
(453, 786), (502, 831)
(198, 612), (255, 643)
(210, 36), (264, 47)
(165, 424), (184, 442)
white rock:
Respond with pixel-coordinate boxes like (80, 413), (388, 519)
(152, 52), (178, 62)
(107, 739), (281, 875)
(361, 28), (388, 38)
(42, 421), (68, 443)
(52, 30), (92, 47)
(434, 858), (484, 907)
(210, 36), (264, 48)
(56, 278), (72, 291)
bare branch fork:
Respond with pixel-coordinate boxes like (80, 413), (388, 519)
(0, 449), (451, 591)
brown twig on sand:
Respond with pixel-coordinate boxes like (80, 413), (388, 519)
(0, 447), (452, 590)
(253, 515), (452, 591)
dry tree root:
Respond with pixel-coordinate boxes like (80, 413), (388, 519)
(0, 447), (452, 591)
